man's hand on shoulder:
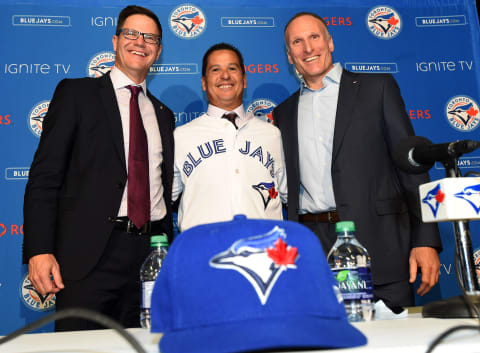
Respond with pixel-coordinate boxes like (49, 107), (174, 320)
(28, 254), (65, 295)
(409, 247), (440, 296)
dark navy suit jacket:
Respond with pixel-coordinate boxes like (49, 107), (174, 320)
(273, 70), (441, 284)
(23, 72), (175, 281)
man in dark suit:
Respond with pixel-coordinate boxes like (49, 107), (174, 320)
(273, 12), (442, 311)
(23, 5), (174, 330)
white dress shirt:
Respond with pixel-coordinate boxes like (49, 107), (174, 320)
(110, 67), (166, 221)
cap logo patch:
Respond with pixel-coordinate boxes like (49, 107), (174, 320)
(210, 226), (298, 304)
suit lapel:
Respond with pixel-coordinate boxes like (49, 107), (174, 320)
(279, 91), (301, 221)
(289, 91), (301, 186)
(99, 73), (126, 168)
(332, 70), (360, 163)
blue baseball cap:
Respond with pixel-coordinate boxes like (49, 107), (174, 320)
(151, 215), (367, 353)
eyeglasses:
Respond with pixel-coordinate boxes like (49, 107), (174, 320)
(116, 28), (161, 45)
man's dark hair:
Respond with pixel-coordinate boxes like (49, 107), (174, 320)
(116, 5), (162, 41)
(202, 43), (245, 76)
(284, 12), (330, 49)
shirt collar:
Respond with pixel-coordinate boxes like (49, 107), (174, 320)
(110, 66), (147, 95)
(206, 104), (247, 120)
(300, 62), (343, 95)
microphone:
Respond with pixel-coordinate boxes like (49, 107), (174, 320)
(393, 136), (480, 174)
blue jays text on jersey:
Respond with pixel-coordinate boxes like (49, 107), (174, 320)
(182, 138), (276, 178)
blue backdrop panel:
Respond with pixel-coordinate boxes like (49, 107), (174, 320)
(0, 0), (479, 334)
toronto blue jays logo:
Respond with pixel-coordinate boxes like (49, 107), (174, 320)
(20, 273), (56, 312)
(454, 184), (480, 214)
(366, 6), (401, 39)
(422, 183), (445, 217)
(210, 226), (298, 305)
(169, 5), (206, 39)
(446, 96), (480, 132)
(28, 100), (50, 137)
(87, 51), (115, 78)
(252, 181), (278, 209)
(246, 99), (277, 124)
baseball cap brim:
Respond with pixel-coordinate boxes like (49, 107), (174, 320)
(160, 314), (367, 353)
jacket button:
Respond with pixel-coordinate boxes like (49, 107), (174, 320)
(108, 217), (115, 223)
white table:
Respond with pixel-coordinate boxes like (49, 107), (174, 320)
(2, 313), (480, 353)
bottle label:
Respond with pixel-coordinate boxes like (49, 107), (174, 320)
(141, 281), (156, 309)
(332, 268), (374, 301)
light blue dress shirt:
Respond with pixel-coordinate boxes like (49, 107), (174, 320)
(297, 62), (342, 214)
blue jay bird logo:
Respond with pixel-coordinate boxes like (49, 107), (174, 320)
(253, 107), (274, 123)
(31, 112), (46, 125)
(89, 63), (114, 76)
(172, 11), (203, 34)
(210, 226), (298, 305)
(422, 183), (445, 217)
(454, 184), (480, 214)
(252, 181), (278, 209)
(23, 283), (53, 305)
(368, 13), (399, 34)
(253, 107), (271, 117)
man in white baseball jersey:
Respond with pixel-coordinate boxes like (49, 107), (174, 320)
(172, 43), (287, 232)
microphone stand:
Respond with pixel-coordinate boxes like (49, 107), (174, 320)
(422, 157), (480, 318)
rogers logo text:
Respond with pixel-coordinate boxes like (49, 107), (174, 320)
(169, 4), (206, 39)
(29, 101), (49, 137)
(366, 6), (401, 39)
(247, 99), (276, 124)
(87, 51), (115, 78)
(0, 223), (24, 237)
(244, 64), (279, 74)
(20, 273), (56, 312)
(445, 95), (480, 132)
(0, 114), (12, 125)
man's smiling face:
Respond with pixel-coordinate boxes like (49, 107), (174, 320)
(285, 14), (334, 90)
(201, 49), (246, 111)
(112, 14), (162, 83)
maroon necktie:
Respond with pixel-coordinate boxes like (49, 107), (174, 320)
(126, 85), (150, 229)
(222, 112), (238, 129)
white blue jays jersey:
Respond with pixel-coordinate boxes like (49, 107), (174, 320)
(172, 112), (287, 232)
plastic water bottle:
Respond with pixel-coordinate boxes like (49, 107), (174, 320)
(327, 221), (374, 322)
(140, 234), (169, 328)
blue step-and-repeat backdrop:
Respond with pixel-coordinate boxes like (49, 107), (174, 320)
(0, 0), (479, 334)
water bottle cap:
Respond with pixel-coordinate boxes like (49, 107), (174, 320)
(335, 221), (355, 232)
(151, 234), (168, 246)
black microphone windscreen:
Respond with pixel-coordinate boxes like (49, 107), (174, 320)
(393, 136), (434, 174)
(458, 140), (480, 155)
